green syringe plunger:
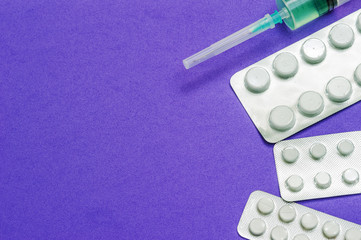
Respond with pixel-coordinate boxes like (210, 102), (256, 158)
(183, 0), (351, 69)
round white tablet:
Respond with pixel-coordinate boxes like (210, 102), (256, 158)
(326, 77), (352, 102)
(271, 226), (288, 240)
(309, 143), (327, 159)
(245, 67), (271, 93)
(282, 147), (299, 163)
(357, 13), (361, 32)
(301, 213), (318, 230)
(301, 38), (326, 64)
(286, 175), (304, 192)
(322, 221), (340, 238)
(355, 64), (361, 86)
(269, 106), (296, 131)
(279, 205), (296, 223)
(343, 168), (359, 185)
(337, 139), (355, 156)
(314, 172), (332, 189)
(329, 23), (355, 49)
(249, 218), (266, 236)
(257, 197), (275, 215)
(298, 91), (324, 116)
(273, 52), (299, 78)
(293, 234), (310, 240)
(345, 228), (361, 240)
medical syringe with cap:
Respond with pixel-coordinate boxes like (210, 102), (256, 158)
(183, 0), (351, 69)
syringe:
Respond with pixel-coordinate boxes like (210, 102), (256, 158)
(183, 0), (351, 69)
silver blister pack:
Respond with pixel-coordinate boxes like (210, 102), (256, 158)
(274, 131), (361, 202)
(237, 191), (361, 240)
(230, 9), (361, 143)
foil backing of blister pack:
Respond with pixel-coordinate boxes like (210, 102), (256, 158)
(230, 9), (361, 143)
(237, 191), (361, 240)
(274, 131), (361, 202)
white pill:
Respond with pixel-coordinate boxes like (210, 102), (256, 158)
(345, 228), (361, 240)
(326, 77), (352, 102)
(271, 226), (288, 240)
(273, 52), (299, 78)
(343, 168), (359, 185)
(249, 218), (266, 236)
(293, 234), (310, 240)
(301, 38), (326, 64)
(286, 175), (304, 192)
(337, 139), (355, 156)
(269, 106), (296, 131)
(282, 147), (299, 163)
(314, 172), (332, 189)
(279, 205), (296, 223)
(257, 197), (275, 215)
(301, 213), (318, 230)
(298, 91), (324, 116)
(355, 64), (361, 86)
(329, 23), (355, 49)
(357, 14), (361, 32)
(322, 221), (340, 238)
(309, 143), (327, 159)
(245, 67), (271, 93)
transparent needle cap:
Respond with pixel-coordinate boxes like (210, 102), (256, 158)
(183, 8), (290, 69)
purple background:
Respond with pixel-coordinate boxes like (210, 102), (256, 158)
(1, 0), (361, 239)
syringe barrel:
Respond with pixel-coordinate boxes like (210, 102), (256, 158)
(276, 0), (352, 30)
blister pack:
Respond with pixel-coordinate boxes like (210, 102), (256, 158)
(274, 131), (361, 202)
(238, 191), (361, 240)
(230, 8), (361, 143)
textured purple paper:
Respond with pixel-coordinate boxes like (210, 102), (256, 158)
(0, 1), (360, 239)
